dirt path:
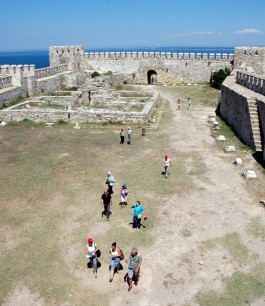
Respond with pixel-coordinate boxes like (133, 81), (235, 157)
(109, 87), (265, 305)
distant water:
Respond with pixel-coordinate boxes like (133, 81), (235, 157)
(0, 47), (234, 69)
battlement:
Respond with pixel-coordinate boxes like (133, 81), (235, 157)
(36, 64), (68, 79)
(0, 64), (36, 77)
(84, 51), (234, 61)
(236, 70), (265, 96)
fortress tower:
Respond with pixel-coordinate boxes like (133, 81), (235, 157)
(49, 45), (84, 71)
(234, 47), (265, 74)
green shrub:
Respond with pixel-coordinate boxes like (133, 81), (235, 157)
(102, 70), (113, 76)
(91, 71), (101, 78)
(8, 118), (41, 127)
(56, 119), (67, 125)
(210, 68), (231, 89)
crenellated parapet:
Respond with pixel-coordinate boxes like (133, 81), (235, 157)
(236, 70), (265, 96)
(0, 64), (35, 87)
(84, 51), (234, 61)
(36, 64), (68, 79)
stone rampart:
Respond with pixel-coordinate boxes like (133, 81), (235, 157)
(220, 73), (255, 149)
(84, 57), (232, 84)
(236, 71), (265, 96)
(36, 64), (68, 79)
(84, 51), (233, 61)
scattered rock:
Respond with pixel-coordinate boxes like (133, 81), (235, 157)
(217, 135), (226, 141)
(225, 146), (236, 152)
(235, 158), (242, 165)
(244, 170), (257, 179)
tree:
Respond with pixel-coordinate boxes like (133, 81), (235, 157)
(210, 68), (231, 89)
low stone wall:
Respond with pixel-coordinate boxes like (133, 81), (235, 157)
(220, 75), (255, 149)
(0, 87), (24, 108)
(257, 99), (265, 160)
(0, 93), (159, 123)
(33, 96), (75, 105)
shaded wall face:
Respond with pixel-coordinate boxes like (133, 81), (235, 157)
(220, 83), (255, 150)
(234, 47), (265, 74)
(83, 59), (231, 84)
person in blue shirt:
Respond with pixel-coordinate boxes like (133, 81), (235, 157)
(131, 201), (145, 230)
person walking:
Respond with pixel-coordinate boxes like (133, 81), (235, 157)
(127, 127), (132, 145)
(131, 201), (145, 230)
(85, 237), (99, 278)
(101, 189), (112, 221)
(120, 128), (125, 144)
(164, 155), (171, 178)
(188, 97), (191, 109)
(177, 99), (181, 110)
(106, 171), (114, 194)
(125, 247), (142, 291)
(120, 183), (128, 207)
(109, 242), (122, 282)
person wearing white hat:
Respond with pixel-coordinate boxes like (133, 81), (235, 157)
(106, 171), (115, 194)
(127, 127), (132, 145)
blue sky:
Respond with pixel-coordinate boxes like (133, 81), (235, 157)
(1, 0), (265, 51)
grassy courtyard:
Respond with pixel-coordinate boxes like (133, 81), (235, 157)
(0, 84), (265, 306)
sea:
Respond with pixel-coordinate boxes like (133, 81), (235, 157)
(0, 47), (234, 69)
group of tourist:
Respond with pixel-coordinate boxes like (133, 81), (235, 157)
(86, 128), (172, 291)
(102, 172), (146, 228)
(176, 97), (192, 110)
(86, 238), (142, 291)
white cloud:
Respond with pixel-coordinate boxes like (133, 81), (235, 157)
(235, 28), (262, 34)
(170, 31), (214, 38)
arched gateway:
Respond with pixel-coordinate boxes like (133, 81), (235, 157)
(147, 70), (157, 85)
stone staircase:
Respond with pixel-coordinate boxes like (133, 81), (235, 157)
(248, 99), (262, 152)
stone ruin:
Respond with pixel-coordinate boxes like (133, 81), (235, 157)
(0, 78), (159, 124)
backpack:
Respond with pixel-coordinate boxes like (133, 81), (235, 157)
(119, 249), (124, 260)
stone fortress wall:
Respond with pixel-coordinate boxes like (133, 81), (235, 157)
(219, 47), (265, 161)
(1, 44), (265, 159)
(1, 44), (234, 108)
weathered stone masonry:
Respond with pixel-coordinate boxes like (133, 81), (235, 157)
(220, 47), (265, 161)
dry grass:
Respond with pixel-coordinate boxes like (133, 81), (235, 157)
(1, 84), (265, 305)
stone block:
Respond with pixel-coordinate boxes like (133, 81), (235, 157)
(244, 170), (256, 179)
(225, 146), (236, 152)
(216, 135), (226, 141)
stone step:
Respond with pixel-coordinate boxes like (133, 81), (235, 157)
(254, 146), (262, 151)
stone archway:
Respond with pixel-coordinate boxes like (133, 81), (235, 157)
(147, 70), (157, 85)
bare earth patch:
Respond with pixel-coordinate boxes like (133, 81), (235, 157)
(0, 85), (264, 306)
